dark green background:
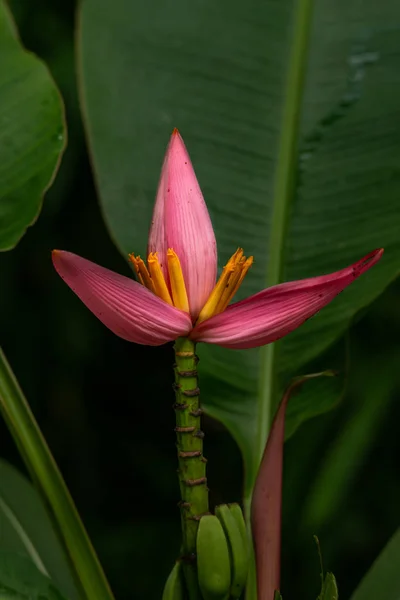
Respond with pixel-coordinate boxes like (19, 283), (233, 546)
(0, 2), (399, 599)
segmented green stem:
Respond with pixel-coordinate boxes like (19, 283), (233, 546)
(174, 337), (209, 599)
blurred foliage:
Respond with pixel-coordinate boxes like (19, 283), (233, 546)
(0, 551), (68, 599)
(349, 529), (400, 600)
(0, 1), (65, 250)
(0, 458), (79, 599)
(78, 0), (400, 502)
(0, 1), (399, 599)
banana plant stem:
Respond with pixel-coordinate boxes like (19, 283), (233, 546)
(174, 337), (209, 599)
(0, 347), (115, 600)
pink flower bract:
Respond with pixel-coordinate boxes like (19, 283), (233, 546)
(52, 130), (383, 348)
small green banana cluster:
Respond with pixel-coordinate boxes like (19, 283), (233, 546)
(196, 503), (249, 600)
(162, 559), (186, 600)
(162, 503), (248, 600)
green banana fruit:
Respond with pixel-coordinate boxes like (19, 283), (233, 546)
(162, 560), (186, 600)
(320, 572), (338, 600)
(227, 503), (248, 548)
(196, 514), (231, 600)
(215, 504), (249, 599)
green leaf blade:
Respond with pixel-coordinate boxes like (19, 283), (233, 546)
(0, 1), (66, 250)
(0, 552), (68, 600)
(0, 459), (80, 600)
(0, 348), (115, 600)
(349, 529), (400, 600)
(78, 0), (400, 502)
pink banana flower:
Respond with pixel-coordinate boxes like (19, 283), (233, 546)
(52, 130), (383, 348)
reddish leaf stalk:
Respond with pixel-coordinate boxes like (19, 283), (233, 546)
(251, 373), (334, 600)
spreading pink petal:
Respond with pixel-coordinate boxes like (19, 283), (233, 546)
(190, 249), (383, 349)
(149, 129), (217, 319)
(52, 251), (192, 345)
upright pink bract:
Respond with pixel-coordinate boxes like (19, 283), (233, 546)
(148, 130), (217, 319)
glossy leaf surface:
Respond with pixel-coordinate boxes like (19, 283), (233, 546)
(0, 1), (65, 250)
(78, 0), (400, 496)
(0, 551), (69, 599)
(0, 459), (79, 599)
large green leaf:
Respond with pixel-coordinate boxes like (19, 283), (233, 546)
(0, 551), (68, 599)
(0, 0), (65, 250)
(78, 0), (400, 497)
(349, 529), (400, 600)
(0, 459), (80, 599)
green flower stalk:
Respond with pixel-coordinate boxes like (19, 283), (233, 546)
(174, 337), (208, 595)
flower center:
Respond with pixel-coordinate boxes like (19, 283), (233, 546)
(129, 247), (253, 322)
(129, 249), (189, 312)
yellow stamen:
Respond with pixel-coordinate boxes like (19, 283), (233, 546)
(236, 255), (253, 287)
(197, 249), (242, 323)
(217, 256), (253, 313)
(215, 257), (246, 313)
(128, 254), (143, 284)
(148, 252), (173, 305)
(197, 248), (253, 324)
(128, 244), (252, 318)
(229, 247), (244, 264)
(167, 249), (189, 312)
(129, 253), (155, 293)
(197, 265), (235, 323)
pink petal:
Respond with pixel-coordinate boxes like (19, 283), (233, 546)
(191, 249), (383, 348)
(52, 251), (192, 345)
(147, 146), (169, 279)
(149, 130), (217, 319)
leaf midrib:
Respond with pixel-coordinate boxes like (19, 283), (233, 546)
(255, 0), (316, 473)
(0, 495), (49, 576)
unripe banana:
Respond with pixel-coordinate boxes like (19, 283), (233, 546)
(227, 503), (247, 547)
(215, 504), (248, 599)
(320, 572), (338, 600)
(162, 560), (185, 600)
(196, 514), (231, 600)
